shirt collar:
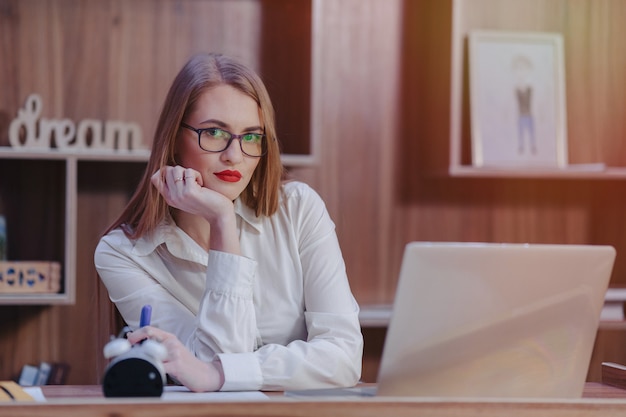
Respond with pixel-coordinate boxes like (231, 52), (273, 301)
(234, 198), (263, 233)
(131, 199), (262, 258)
(131, 217), (207, 264)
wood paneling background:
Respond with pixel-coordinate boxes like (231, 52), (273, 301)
(1, 0), (626, 384)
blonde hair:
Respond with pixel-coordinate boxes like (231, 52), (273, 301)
(106, 53), (284, 239)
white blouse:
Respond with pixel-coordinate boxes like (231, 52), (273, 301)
(94, 181), (363, 391)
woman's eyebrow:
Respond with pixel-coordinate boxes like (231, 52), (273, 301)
(199, 119), (263, 132)
(198, 118), (227, 127)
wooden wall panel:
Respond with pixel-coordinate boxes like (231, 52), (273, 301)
(259, 1), (311, 156)
(294, 0), (403, 303)
(0, 0), (264, 148)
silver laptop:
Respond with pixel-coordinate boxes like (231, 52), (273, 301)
(376, 242), (616, 398)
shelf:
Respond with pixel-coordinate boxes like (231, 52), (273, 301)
(359, 304), (393, 328)
(0, 293), (72, 306)
(0, 148), (318, 167)
(358, 286), (626, 329)
(449, 165), (626, 179)
(0, 148), (151, 162)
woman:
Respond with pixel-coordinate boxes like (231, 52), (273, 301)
(94, 53), (363, 392)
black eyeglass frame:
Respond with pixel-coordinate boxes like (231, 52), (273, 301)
(181, 122), (267, 157)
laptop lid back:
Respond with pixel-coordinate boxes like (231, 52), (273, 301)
(376, 242), (616, 398)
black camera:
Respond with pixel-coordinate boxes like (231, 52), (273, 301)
(102, 327), (167, 397)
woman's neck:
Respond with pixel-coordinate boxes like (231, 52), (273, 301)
(173, 210), (211, 252)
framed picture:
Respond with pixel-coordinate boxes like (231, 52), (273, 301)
(469, 30), (568, 168)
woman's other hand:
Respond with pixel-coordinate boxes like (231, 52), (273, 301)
(127, 326), (225, 392)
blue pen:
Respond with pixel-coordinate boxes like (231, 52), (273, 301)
(140, 305), (152, 327)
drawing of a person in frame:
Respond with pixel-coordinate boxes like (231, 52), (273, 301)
(512, 55), (536, 155)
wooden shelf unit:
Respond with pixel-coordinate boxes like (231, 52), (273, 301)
(0, 149), (150, 304)
(448, 0), (626, 179)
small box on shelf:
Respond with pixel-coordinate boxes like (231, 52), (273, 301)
(0, 261), (61, 294)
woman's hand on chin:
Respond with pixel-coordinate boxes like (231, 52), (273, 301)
(152, 166), (241, 254)
(151, 166), (234, 221)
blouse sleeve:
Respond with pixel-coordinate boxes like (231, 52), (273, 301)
(94, 232), (199, 340)
(94, 229), (259, 364)
(217, 183), (364, 391)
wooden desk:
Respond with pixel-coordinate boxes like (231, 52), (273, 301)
(1, 383), (626, 417)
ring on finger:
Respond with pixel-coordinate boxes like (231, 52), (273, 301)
(174, 177), (183, 183)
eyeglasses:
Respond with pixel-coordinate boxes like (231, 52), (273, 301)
(181, 122), (267, 157)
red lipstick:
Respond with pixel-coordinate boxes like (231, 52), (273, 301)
(214, 170), (242, 183)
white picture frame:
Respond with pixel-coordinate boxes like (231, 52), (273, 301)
(469, 30), (568, 168)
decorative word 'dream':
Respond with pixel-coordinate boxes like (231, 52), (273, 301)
(9, 94), (145, 152)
